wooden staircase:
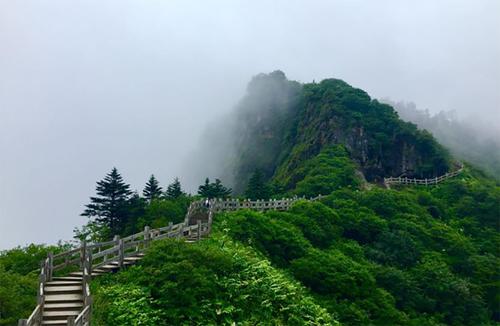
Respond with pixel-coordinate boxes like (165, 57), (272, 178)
(20, 211), (211, 326)
(21, 197), (313, 326)
(38, 254), (144, 325)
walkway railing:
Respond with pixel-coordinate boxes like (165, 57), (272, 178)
(19, 217), (210, 326)
(20, 195), (318, 325)
(384, 163), (464, 186)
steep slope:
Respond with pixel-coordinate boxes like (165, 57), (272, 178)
(203, 71), (451, 194)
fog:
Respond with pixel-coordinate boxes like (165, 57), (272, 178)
(0, 0), (498, 249)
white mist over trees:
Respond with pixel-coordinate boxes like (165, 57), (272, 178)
(384, 99), (500, 179)
(183, 71), (301, 194)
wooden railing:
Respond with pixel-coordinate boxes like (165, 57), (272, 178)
(384, 163), (464, 186)
(19, 217), (210, 326)
(20, 196), (317, 325)
(210, 195), (323, 212)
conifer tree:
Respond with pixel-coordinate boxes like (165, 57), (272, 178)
(198, 177), (232, 198)
(245, 169), (271, 200)
(165, 177), (185, 199)
(143, 175), (163, 201)
(198, 178), (212, 198)
(82, 167), (132, 235)
(212, 178), (232, 198)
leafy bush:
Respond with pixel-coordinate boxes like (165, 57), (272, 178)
(92, 237), (337, 325)
(217, 210), (311, 266)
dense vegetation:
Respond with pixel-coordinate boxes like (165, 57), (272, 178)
(91, 236), (336, 325)
(218, 168), (500, 325)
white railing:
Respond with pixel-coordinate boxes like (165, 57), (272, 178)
(20, 195), (320, 325)
(384, 163), (464, 186)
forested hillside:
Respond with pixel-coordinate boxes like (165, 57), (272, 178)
(1, 72), (498, 325)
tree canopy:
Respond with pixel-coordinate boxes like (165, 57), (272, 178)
(81, 167), (132, 235)
(198, 178), (232, 199)
(143, 175), (163, 201)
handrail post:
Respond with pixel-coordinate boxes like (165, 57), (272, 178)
(144, 226), (151, 249)
(80, 241), (86, 270)
(118, 239), (124, 268)
(197, 219), (202, 241)
(47, 252), (53, 282)
(208, 210), (213, 234)
(18, 319), (28, 326)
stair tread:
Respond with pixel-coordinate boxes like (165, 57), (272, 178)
(45, 286), (82, 292)
(51, 277), (82, 281)
(44, 302), (83, 309)
(124, 256), (142, 261)
(99, 264), (120, 269)
(69, 271), (104, 277)
(46, 281), (81, 286)
(42, 321), (69, 325)
(43, 310), (80, 317)
(45, 294), (83, 302)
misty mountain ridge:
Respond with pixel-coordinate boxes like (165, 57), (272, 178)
(192, 70), (457, 194)
(382, 99), (500, 180)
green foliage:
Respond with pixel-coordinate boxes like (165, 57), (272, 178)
(138, 197), (191, 229)
(92, 237), (337, 325)
(82, 167), (133, 235)
(244, 169), (272, 200)
(143, 174), (163, 201)
(0, 267), (36, 326)
(213, 172), (499, 325)
(92, 285), (161, 325)
(291, 249), (375, 298)
(286, 201), (343, 248)
(275, 145), (360, 196)
(217, 210), (311, 266)
(198, 178), (232, 199)
(164, 177), (186, 200)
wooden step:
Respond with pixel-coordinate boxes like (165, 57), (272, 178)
(68, 271), (104, 277)
(46, 281), (81, 286)
(45, 294), (83, 302)
(43, 310), (80, 318)
(45, 285), (82, 293)
(44, 302), (83, 310)
(92, 268), (108, 273)
(42, 320), (69, 325)
(98, 264), (121, 270)
(51, 276), (82, 281)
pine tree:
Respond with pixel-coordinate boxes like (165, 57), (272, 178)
(245, 169), (271, 200)
(212, 178), (232, 198)
(82, 167), (132, 235)
(198, 178), (212, 198)
(165, 177), (185, 199)
(198, 177), (232, 198)
(143, 175), (163, 201)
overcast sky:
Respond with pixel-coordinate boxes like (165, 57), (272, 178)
(0, 0), (498, 249)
